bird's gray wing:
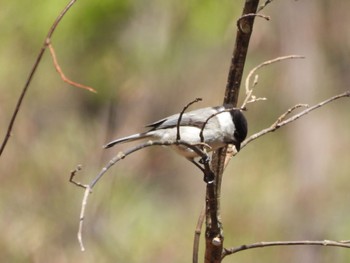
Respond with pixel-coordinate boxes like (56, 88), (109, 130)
(145, 106), (224, 130)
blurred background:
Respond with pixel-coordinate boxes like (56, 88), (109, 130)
(0, 0), (349, 262)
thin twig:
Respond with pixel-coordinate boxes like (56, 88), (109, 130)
(192, 204), (206, 263)
(73, 138), (212, 250)
(77, 185), (91, 251)
(0, 0), (78, 157)
(257, 0), (275, 12)
(272, 103), (309, 126)
(176, 98), (202, 141)
(91, 140), (208, 189)
(241, 90), (350, 149)
(48, 43), (96, 93)
(241, 55), (305, 110)
(222, 239), (350, 258)
(69, 164), (87, 189)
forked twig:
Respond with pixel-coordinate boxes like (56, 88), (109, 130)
(241, 90), (350, 149)
(69, 164), (86, 189)
(0, 0), (78, 156)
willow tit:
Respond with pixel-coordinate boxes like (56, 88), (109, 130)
(104, 106), (248, 161)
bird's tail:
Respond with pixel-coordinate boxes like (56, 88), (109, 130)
(103, 132), (152, 149)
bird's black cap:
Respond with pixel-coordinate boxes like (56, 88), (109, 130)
(230, 110), (248, 151)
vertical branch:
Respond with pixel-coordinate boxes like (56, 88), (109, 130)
(204, 1), (260, 262)
(223, 3), (260, 105)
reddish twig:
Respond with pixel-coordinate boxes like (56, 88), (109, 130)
(48, 43), (96, 93)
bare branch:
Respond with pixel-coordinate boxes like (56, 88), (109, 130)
(222, 239), (350, 258)
(272, 103), (309, 126)
(90, 140), (209, 189)
(241, 90), (350, 149)
(48, 43), (97, 93)
(241, 55), (305, 110)
(0, 0), (78, 156)
(72, 137), (215, 249)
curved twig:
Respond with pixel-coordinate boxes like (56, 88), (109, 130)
(90, 140), (208, 189)
(177, 98), (202, 141)
(48, 43), (96, 93)
(71, 138), (213, 250)
(199, 108), (239, 143)
(241, 55), (305, 110)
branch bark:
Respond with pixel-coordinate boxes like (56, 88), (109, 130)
(205, 1), (260, 262)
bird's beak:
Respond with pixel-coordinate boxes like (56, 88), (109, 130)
(234, 142), (241, 152)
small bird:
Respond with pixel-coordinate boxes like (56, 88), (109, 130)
(104, 106), (248, 163)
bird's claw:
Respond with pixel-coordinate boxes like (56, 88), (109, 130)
(199, 155), (210, 164)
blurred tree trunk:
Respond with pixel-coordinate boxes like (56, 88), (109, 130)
(277, 1), (333, 262)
